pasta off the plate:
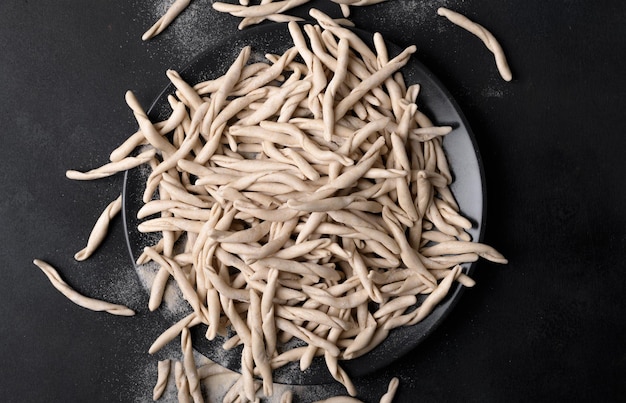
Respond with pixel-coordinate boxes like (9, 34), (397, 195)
(141, 0), (390, 39)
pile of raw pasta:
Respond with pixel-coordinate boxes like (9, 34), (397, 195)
(34, 6), (512, 403)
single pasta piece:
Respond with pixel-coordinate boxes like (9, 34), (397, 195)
(379, 377), (400, 403)
(142, 0), (192, 41)
(181, 327), (204, 403)
(153, 359), (171, 400)
(437, 7), (513, 81)
(213, 0), (310, 19)
(74, 195), (122, 261)
(33, 259), (135, 316)
(65, 148), (156, 180)
(174, 360), (192, 403)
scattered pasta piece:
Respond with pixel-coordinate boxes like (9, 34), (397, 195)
(141, 0), (389, 39)
(142, 0), (192, 41)
(437, 7), (513, 81)
(33, 259), (135, 316)
(66, 149), (157, 180)
(74, 195), (122, 261)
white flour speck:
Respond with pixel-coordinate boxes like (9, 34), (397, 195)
(481, 86), (506, 98)
(143, 0), (239, 65)
(369, 0), (437, 27)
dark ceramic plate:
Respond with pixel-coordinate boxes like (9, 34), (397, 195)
(122, 22), (485, 385)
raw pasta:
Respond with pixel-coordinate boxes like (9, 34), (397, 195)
(141, 0), (389, 39)
(73, 195), (122, 261)
(143, 0), (192, 41)
(153, 359), (171, 400)
(437, 7), (513, 82)
(48, 5), (511, 402)
(120, 8), (508, 398)
(32, 259), (135, 316)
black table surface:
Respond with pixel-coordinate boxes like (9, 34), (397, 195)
(1, 1), (625, 402)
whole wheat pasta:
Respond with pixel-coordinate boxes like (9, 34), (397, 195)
(437, 7), (513, 81)
(33, 259), (135, 316)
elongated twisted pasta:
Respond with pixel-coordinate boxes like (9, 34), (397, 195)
(143, 0), (192, 41)
(73, 195), (122, 261)
(437, 7), (513, 81)
(153, 359), (171, 400)
(33, 259), (135, 316)
(141, 0), (388, 39)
